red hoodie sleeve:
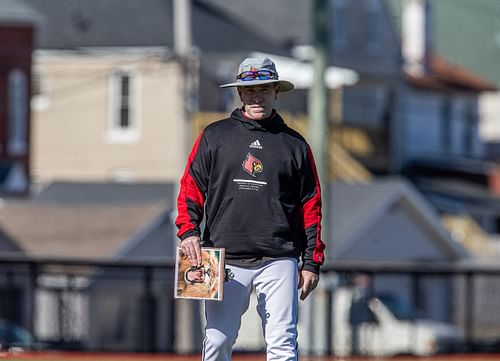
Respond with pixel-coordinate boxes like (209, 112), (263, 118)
(300, 145), (326, 274)
(175, 131), (210, 240)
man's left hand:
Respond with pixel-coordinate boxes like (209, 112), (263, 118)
(298, 270), (319, 301)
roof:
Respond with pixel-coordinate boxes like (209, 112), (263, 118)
(416, 177), (500, 213)
(191, 1), (284, 54)
(18, 0), (284, 53)
(0, 0), (41, 25)
(328, 178), (469, 261)
(32, 181), (175, 205)
(198, 0), (312, 47)
(405, 55), (497, 92)
(0, 182), (175, 259)
(0, 203), (167, 258)
(19, 0), (173, 48)
(0, 228), (23, 253)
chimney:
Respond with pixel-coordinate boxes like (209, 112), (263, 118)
(401, 0), (431, 76)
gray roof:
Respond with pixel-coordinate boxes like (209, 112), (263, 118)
(0, 182), (176, 259)
(192, 1), (285, 53)
(0, 0), (41, 24)
(198, 0), (312, 47)
(0, 202), (168, 259)
(328, 178), (469, 261)
(32, 181), (174, 206)
(18, 0), (284, 53)
(0, 228), (23, 254)
(20, 0), (173, 48)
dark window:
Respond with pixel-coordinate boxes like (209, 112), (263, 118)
(118, 73), (131, 129)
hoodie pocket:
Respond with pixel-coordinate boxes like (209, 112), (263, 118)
(210, 196), (291, 239)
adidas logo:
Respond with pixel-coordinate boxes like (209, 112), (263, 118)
(249, 140), (263, 149)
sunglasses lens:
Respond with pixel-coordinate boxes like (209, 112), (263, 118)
(256, 70), (273, 79)
(237, 70), (275, 81)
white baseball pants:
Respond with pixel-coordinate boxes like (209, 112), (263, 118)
(202, 258), (299, 361)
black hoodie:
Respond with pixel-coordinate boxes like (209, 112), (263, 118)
(176, 109), (325, 273)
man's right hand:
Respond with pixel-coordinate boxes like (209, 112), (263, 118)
(180, 236), (202, 266)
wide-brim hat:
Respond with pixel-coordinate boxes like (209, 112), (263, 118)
(219, 57), (294, 92)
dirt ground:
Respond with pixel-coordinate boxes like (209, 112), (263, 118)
(2, 352), (500, 361)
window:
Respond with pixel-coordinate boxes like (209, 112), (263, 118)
(32, 70), (43, 97)
(441, 98), (451, 154)
(107, 69), (139, 143)
(332, 0), (347, 51)
(31, 70), (50, 111)
(8, 69), (28, 155)
(463, 104), (477, 155)
(365, 0), (381, 53)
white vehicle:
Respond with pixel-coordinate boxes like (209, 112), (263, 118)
(333, 287), (464, 356)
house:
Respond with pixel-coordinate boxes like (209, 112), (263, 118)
(15, 0), (287, 186)
(322, 0), (500, 256)
(329, 0), (496, 171)
(0, 0), (40, 195)
(327, 179), (468, 321)
(387, 0), (500, 171)
(11, 0), (362, 188)
(0, 182), (175, 258)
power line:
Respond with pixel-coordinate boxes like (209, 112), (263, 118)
(36, 53), (177, 101)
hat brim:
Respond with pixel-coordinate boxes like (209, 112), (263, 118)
(219, 79), (294, 92)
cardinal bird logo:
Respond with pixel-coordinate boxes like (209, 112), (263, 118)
(242, 153), (263, 177)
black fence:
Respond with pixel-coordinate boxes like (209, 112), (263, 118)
(320, 261), (500, 356)
(0, 256), (175, 353)
(1, 256), (500, 355)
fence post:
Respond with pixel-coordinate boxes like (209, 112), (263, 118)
(28, 262), (37, 344)
(464, 271), (474, 350)
(143, 266), (156, 353)
(325, 289), (333, 356)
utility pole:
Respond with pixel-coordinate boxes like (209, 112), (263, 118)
(308, 0), (329, 191)
(304, 0), (330, 356)
(173, 0), (203, 354)
(173, 0), (198, 151)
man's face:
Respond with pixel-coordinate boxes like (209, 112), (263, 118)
(238, 84), (279, 121)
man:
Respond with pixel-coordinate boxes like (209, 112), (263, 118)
(176, 57), (325, 361)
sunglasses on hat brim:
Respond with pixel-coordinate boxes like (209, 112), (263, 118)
(236, 70), (278, 81)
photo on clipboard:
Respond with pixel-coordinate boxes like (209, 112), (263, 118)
(174, 247), (225, 301)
